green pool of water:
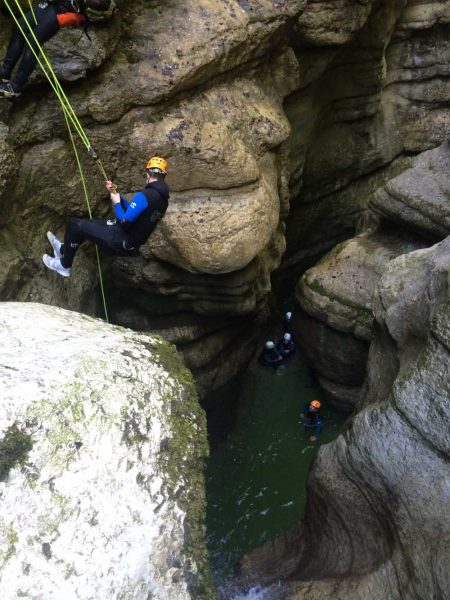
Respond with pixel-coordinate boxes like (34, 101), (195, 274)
(205, 353), (347, 585)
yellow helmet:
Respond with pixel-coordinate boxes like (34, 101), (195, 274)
(310, 400), (321, 410)
(146, 156), (167, 175)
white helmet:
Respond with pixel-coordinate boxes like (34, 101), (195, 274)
(284, 333), (292, 342)
(265, 341), (275, 350)
(285, 312), (292, 320)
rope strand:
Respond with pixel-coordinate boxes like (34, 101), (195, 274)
(4, 0), (90, 145)
(28, 0), (38, 26)
(4, 0), (110, 321)
(63, 110), (110, 322)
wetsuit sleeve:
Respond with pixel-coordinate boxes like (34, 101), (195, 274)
(119, 195), (130, 212)
(114, 192), (148, 221)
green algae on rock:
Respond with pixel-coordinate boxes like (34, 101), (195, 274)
(0, 303), (214, 600)
(0, 424), (33, 483)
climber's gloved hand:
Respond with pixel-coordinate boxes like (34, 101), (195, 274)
(106, 180), (120, 204)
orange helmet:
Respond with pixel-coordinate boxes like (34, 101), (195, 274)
(310, 400), (321, 410)
(146, 156), (167, 175)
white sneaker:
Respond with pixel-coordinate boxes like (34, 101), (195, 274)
(47, 231), (62, 259)
(43, 254), (71, 278)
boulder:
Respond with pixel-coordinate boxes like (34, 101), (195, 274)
(0, 303), (213, 600)
(295, 228), (428, 409)
(371, 141), (450, 239)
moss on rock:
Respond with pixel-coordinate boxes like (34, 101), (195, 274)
(148, 336), (215, 599)
(0, 424), (33, 483)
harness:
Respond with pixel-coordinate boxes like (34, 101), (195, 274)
(48, 0), (87, 27)
(69, 0), (82, 11)
(48, 0), (84, 12)
(121, 183), (169, 248)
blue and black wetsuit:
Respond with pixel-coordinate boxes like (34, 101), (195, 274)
(303, 405), (323, 437)
(277, 339), (297, 358)
(260, 346), (283, 367)
(1, 1), (89, 91)
(60, 180), (170, 269)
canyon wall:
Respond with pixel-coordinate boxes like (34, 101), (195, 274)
(238, 226), (450, 600)
(1, 0), (449, 397)
(1, 2), (449, 598)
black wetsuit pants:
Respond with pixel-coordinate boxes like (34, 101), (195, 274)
(1, 4), (60, 90)
(60, 218), (138, 269)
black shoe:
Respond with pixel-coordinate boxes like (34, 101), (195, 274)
(0, 82), (21, 98)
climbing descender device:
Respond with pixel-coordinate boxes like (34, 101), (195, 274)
(87, 145), (98, 160)
(87, 146), (116, 192)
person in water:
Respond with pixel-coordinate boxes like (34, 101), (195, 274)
(0, 0), (112, 98)
(277, 332), (297, 358)
(283, 311), (293, 335)
(260, 340), (283, 367)
(303, 399), (323, 441)
(43, 156), (170, 278)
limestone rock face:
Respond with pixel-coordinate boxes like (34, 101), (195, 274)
(0, 303), (213, 600)
(371, 142), (450, 239)
(295, 228), (427, 409)
(1, 0), (450, 395)
(294, 141), (450, 411)
(296, 0), (376, 46)
(0, 124), (15, 203)
(298, 230), (425, 341)
(284, 0), (450, 273)
(238, 236), (450, 600)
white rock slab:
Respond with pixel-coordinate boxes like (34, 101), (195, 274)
(0, 303), (211, 600)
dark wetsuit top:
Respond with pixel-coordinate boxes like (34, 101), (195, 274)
(115, 180), (170, 247)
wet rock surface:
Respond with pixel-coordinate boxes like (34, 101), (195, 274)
(0, 302), (213, 600)
(295, 141), (450, 410)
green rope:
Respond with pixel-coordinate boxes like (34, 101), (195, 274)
(7, 0), (115, 182)
(28, 0), (38, 26)
(63, 110), (109, 323)
(4, 0), (110, 322)
(4, 0), (90, 146)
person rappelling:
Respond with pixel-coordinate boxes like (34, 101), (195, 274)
(43, 157), (170, 278)
(0, 0), (112, 98)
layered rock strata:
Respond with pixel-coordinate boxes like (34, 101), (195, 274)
(283, 0), (450, 278)
(371, 142), (450, 239)
(296, 140), (450, 409)
(295, 227), (428, 410)
(0, 303), (213, 600)
(238, 235), (450, 600)
(0, 0), (449, 395)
